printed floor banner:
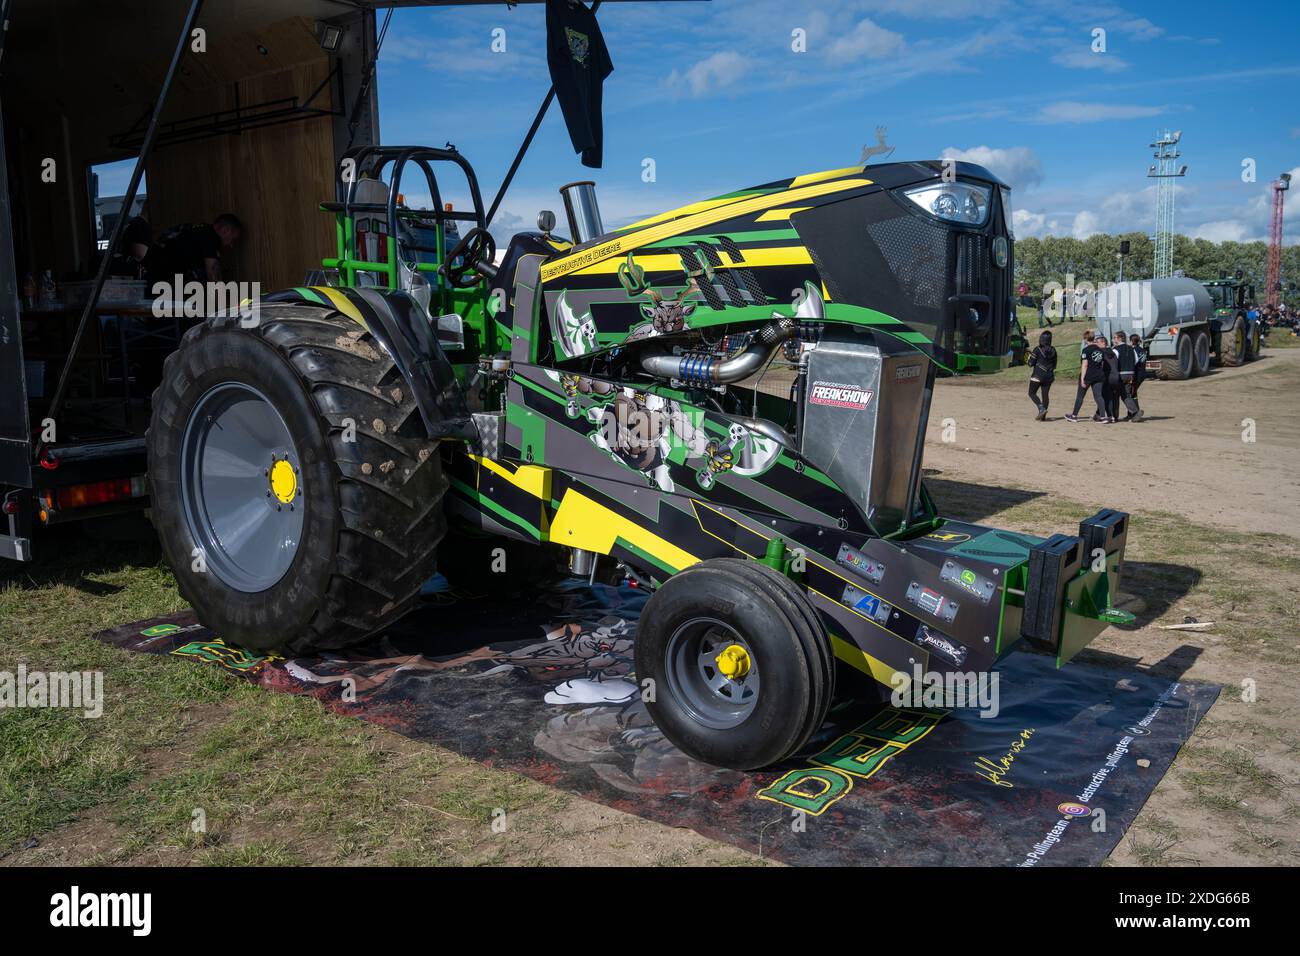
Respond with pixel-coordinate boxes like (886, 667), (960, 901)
(94, 578), (1218, 866)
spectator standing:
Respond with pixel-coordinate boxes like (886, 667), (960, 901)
(1101, 334), (1121, 421)
(1067, 334), (1110, 422)
(1127, 333), (1147, 421)
(1027, 330), (1057, 420)
(1112, 332), (1142, 421)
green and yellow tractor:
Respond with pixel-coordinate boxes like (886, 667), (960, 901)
(147, 149), (1133, 769)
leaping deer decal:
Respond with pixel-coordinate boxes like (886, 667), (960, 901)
(617, 253), (699, 335)
(860, 126), (896, 164)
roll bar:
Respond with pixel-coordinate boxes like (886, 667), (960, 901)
(321, 145), (487, 287)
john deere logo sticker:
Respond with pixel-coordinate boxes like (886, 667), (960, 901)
(809, 381), (873, 410)
(925, 531), (971, 543)
(1058, 802), (1090, 817)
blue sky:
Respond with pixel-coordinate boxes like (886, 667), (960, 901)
(374, 0), (1299, 245)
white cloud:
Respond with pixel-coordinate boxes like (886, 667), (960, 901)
(1071, 210), (1101, 239)
(1190, 220), (1250, 243)
(1013, 208), (1047, 236)
(826, 18), (906, 63)
(1115, 17), (1164, 41)
(1030, 100), (1166, 124)
(667, 50), (754, 97)
(940, 145), (1043, 191)
(1051, 48), (1128, 72)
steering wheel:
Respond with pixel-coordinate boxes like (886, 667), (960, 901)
(440, 226), (496, 289)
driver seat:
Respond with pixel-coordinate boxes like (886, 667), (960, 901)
(351, 175), (438, 314)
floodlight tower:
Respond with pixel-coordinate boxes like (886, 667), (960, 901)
(1265, 172), (1291, 308)
(1147, 130), (1187, 278)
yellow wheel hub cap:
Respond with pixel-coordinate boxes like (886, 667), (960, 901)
(715, 644), (751, 679)
(269, 459), (298, 504)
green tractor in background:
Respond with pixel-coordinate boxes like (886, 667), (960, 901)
(1202, 276), (1261, 366)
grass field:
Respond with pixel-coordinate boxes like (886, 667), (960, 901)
(3, 479), (1297, 865)
(0, 522), (762, 866)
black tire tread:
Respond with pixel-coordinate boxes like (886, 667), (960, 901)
(148, 304), (446, 655)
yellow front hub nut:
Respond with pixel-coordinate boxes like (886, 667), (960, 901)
(269, 459), (298, 504)
(715, 644), (751, 679)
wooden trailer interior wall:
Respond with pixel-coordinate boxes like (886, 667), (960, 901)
(144, 16), (339, 291)
(3, 7), (344, 292)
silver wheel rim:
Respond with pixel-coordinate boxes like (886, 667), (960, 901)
(180, 382), (305, 592)
(664, 617), (760, 730)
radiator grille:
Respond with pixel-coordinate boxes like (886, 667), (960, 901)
(866, 214), (948, 310)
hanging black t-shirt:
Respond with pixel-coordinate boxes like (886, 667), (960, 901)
(145, 223), (221, 283)
(545, 0), (613, 168)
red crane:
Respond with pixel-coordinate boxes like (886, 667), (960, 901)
(1266, 172), (1291, 308)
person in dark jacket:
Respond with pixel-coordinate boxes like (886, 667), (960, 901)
(1099, 334), (1121, 422)
(1112, 332), (1142, 421)
(1027, 330), (1056, 420)
(1066, 334), (1110, 422)
(1126, 333), (1147, 421)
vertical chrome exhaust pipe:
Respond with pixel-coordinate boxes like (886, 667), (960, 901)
(560, 181), (604, 244)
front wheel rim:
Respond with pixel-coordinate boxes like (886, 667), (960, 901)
(180, 382), (305, 592)
(664, 617), (760, 730)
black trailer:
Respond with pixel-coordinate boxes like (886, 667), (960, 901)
(0, 0), (389, 560)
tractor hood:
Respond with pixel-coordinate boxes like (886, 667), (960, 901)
(538, 161), (1014, 373)
(788, 161), (1015, 372)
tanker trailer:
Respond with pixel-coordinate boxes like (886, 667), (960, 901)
(1092, 277), (1215, 380)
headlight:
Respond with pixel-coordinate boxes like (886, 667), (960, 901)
(1000, 189), (1014, 236)
(904, 182), (991, 225)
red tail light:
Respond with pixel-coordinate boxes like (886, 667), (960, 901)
(49, 477), (147, 511)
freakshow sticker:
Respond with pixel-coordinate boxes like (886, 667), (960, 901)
(809, 381), (873, 410)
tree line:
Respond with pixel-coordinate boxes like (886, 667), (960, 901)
(1013, 232), (1300, 305)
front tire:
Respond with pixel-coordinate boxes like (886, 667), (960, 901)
(636, 558), (834, 769)
(147, 306), (447, 654)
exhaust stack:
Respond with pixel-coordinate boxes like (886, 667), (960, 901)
(560, 181), (604, 244)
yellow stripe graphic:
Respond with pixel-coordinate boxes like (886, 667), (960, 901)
(549, 488), (699, 571)
(467, 455), (552, 500)
(541, 178), (872, 282)
(754, 207), (811, 222)
(830, 633), (905, 687)
(314, 286), (368, 329)
(575, 245), (813, 276)
(790, 166), (867, 187)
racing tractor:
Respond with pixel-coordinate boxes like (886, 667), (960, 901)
(147, 151), (1133, 769)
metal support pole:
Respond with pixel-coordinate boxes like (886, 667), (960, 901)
(37, 0), (205, 461)
(486, 0), (603, 227)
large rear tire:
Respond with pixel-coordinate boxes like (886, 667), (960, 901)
(636, 558), (834, 769)
(147, 306), (447, 654)
(1221, 318), (1246, 367)
(1246, 323), (1262, 361)
(1191, 331), (1211, 377)
(1159, 332), (1194, 381)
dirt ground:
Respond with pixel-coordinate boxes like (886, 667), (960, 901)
(922, 346), (1300, 866)
(928, 347), (1300, 538)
